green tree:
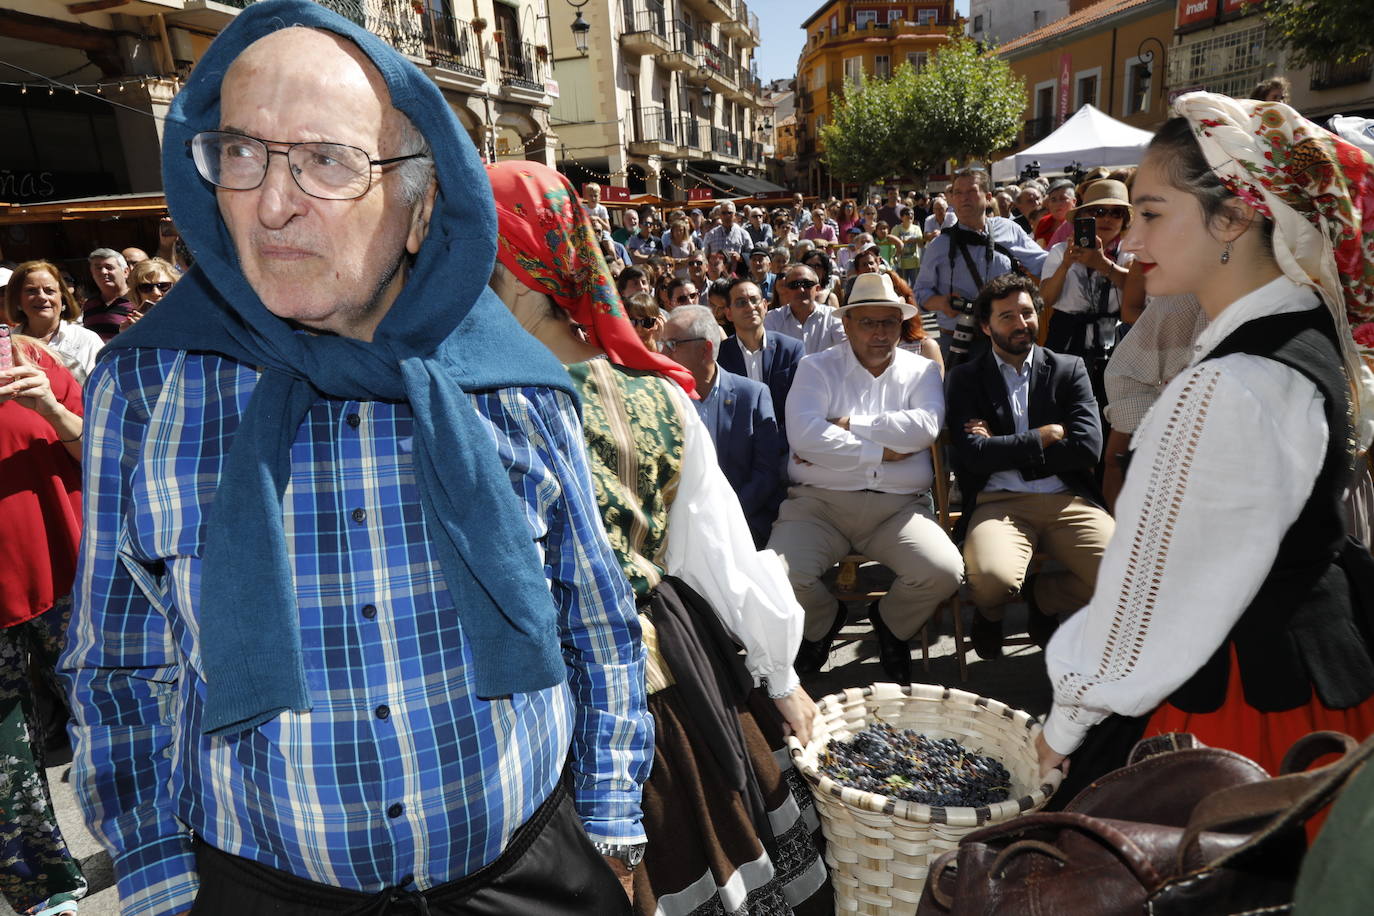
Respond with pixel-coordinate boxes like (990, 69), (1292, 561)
(1261, 0), (1374, 67)
(818, 72), (905, 186)
(818, 34), (1026, 185)
(908, 35), (1026, 167)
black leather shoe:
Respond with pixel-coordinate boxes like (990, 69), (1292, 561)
(868, 601), (912, 684)
(795, 602), (847, 676)
(1022, 574), (1060, 649)
(970, 610), (1005, 661)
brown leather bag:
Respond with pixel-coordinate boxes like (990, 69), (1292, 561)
(915, 731), (1374, 915)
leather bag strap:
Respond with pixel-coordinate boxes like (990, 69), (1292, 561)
(1175, 731), (1374, 874)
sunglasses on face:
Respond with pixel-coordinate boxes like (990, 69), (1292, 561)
(688, 259), (704, 266)
(1082, 206), (1129, 220)
(786, 279), (818, 290)
(629, 316), (658, 329)
(137, 281), (174, 294)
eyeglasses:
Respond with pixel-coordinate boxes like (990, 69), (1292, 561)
(786, 279), (819, 290)
(661, 336), (707, 351)
(1082, 206), (1129, 219)
(853, 317), (902, 332)
(629, 316), (658, 329)
(732, 295), (764, 308)
(688, 259), (704, 266)
(188, 130), (427, 201)
(137, 281), (174, 294)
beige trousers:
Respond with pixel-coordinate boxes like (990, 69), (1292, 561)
(962, 490), (1115, 620)
(767, 485), (964, 642)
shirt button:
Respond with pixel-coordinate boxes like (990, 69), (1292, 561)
(351, 508), (367, 523)
(375, 704), (390, 720)
(361, 604), (378, 619)
(388, 803), (404, 818)
(346, 413), (361, 428)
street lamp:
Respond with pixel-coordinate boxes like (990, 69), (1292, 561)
(1137, 36), (1166, 102)
(568, 0), (590, 56)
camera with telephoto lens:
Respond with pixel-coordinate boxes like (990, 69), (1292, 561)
(947, 295), (978, 366)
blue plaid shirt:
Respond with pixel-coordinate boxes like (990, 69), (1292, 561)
(63, 349), (651, 916)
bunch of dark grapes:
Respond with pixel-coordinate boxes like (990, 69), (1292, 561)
(820, 723), (1012, 807)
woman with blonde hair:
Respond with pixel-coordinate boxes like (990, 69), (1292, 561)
(4, 260), (103, 384)
(127, 256), (179, 318)
(665, 216), (699, 280)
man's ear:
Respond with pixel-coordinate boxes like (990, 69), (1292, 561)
(406, 180), (439, 255)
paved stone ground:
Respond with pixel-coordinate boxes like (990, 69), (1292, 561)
(19, 570), (1050, 915)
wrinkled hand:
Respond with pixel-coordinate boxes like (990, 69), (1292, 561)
(774, 687), (819, 747)
(1036, 424), (1065, 448)
(965, 418), (991, 439)
(923, 294), (956, 319)
(828, 416), (851, 431)
(1068, 241), (1113, 275)
(882, 447), (914, 462)
(1035, 732), (1069, 783)
(0, 364), (61, 416)
(792, 452), (814, 467)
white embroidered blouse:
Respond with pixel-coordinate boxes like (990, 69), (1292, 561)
(1043, 276), (1330, 755)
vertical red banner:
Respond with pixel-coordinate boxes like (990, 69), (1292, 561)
(1057, 53), (1072, 126)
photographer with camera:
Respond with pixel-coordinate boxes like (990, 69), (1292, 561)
(914, 168), (1048, 367)
(1038, 180), (1140, 403)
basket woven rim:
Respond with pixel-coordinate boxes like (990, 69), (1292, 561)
(786, 682), (1063, 825)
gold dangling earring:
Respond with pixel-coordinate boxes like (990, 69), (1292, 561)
(1220, 241), (1232, 265)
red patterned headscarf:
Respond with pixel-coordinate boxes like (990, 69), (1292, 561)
(485, 161), (696, 397)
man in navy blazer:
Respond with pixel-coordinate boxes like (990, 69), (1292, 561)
(716, 277), (804, 434)
(663, 304), (786, 547)
(945, 273), (1114, 659)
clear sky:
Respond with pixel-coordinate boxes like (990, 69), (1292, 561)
(752, 0), (970, 83)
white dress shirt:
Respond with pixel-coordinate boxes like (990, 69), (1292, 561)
(1043, 276), (1327, 754)
(46, 320), (105, 384)
(738, 332), (767, 382)
(660, 379), (803, 698)
(923, 210), (957, 234)
(985, 346), (1069, 495)
(764, 303), (847, 355)
(784, 342), (944, 495)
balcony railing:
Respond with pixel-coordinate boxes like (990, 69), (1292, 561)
(499, 40), (544, 92)
(673, 20), (699, 56)
(678, 115), (702, 150)
(711, 125), (739, 158)
(1310, 54), (1373, 90)
(1024, 116), (1052, 145)
(631, 106), (677, 144)
(425, 14), (484, 77)
(700, 37), (737, 83)
(364, 0), (426, 58)
(622, 0), (669, 39)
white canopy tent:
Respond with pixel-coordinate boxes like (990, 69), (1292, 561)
(992, 104), (1155, 183)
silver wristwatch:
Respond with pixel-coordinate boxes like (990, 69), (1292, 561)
(593, 841), (646, 870)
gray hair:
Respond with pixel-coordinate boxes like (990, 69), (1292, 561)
(393, 112), (435, 207)
(89, 248), (127, 269)
(663, 304), (723, 350)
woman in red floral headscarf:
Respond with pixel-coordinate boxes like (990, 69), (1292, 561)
(486, 161), (831, 916)
(1038, 92), (1374, 803)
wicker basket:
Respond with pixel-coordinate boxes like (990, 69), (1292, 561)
(787, 682), (1062, 914)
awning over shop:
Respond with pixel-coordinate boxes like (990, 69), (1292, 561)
(0, 193), (168, 226)
(701, 172), (790, 197)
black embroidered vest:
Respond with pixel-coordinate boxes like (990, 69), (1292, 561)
(1169, 305), (1374, 713)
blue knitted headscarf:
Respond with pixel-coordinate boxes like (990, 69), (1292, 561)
(105, 0), (575, 735)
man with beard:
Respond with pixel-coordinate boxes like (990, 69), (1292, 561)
(944, 273), (1113, 661)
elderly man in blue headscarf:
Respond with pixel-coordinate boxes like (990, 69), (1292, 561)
(59, 3), (649, 914)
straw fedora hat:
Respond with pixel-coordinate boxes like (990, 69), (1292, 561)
(1074, 179), (1133, 212)
(837, 272), (918, 320)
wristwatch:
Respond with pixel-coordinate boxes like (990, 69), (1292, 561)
(593, 841), (647, 870)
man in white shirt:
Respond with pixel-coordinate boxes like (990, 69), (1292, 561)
(922, 194), (956, 240)
(944, 273), (1113, 660)
(763, 264), (847, 355)
(769, 273), (964, 682)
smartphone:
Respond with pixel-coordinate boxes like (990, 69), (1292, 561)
(0, 325), (12, 371)
(1074, 216), (1098, 249)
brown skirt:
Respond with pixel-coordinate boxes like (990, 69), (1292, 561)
(634, 685), (833, 916)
